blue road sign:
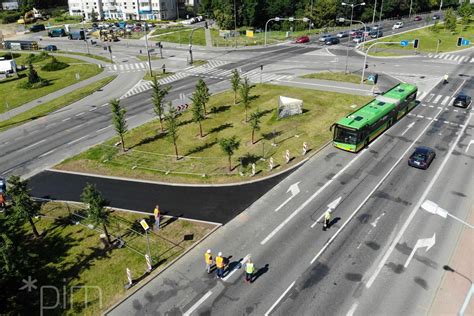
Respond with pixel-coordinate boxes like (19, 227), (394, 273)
(461, 39), (470, 46)
(400, 40), (409, 47)
(368, 74), (375, 82)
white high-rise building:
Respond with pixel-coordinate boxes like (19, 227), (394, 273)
(68, 0), (177, 21)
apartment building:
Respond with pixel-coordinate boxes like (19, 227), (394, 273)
(68, 0), (179, 21)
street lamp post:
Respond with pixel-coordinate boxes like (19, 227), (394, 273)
(378, 0), (384, 24)
(372, 0), (377, 24)
(360, 41), (399, 84)
(342, 1), (366, 74)
(233, 0), (237, 48)
(264, 17), (311, 46)
(265, 17), (280, 46)
(421, 200), (474, 229)
(143, 22), (153, 76)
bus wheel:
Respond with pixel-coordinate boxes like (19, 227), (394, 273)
(364, 139), (369, 149)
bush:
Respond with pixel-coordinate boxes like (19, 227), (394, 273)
(18, 79), (50, 89)
(1, 11), (21, 24)
(41, 57), (69, 71)
(26, 52), (50, 63)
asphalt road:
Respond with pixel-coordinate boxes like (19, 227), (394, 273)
(107, 68), (473, 315)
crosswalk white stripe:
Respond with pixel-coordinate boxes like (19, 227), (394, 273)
(452, 55), (460, 61)
(470, 57), (474, 63)
(432, 94), (442, 104)
(448, 55), (455, 60)
(140, 63), (146, 69)
(441, 96), (450, 105)
(418, 91), (428, 101)
(428, 53), (433, 57)
(112, 65), (118, 71)
(458, 56), (466, 62)
(426, 94), (435, 102)
(118, 64), (125, 71)
(124, 64), (130, 70)
(133, 63), (140, 69)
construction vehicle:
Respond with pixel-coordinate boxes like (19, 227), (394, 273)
(3, 40), (39, 51)
(17, 8), (47, 24)
(99, 29), (119, 42)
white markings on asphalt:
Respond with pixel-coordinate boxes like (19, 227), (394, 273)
(432, 95), (442, 104)
(426, 94), (434, 102)
(418, 92), (428, 101)
(416, 115), (424, 118)
(366, 113), (472, 289)
(222, 254), (250, 282)
(183, 290), (213, 316)
(67, 135), (88, 145)
(466, 140), (474, 153)
(347, 302), (359, 316)
(401, 122), (415, 136)
(274, 182), (300, 212)
(39, 149), (56, 158)
(62, 117), (71, 122)
(264, 281), (295, 316)
(76, 112), (85, 117)
(370, 212), (385, 227)
(21, 139), (46, 151)
(97, 126), (110, 133)
(403, 233), (436, 268)
(101, 103), (108, 107)
(89, 107), (97, 112)
(440, 96), (450, 106)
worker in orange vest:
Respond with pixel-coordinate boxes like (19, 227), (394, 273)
(215, 252), (225, 279)
(0, 193), (5, 210)
(204, 249), (213, 274)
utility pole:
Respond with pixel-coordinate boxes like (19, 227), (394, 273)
(378, 0), (384, 24)
(233, 0), (237, 48)
(372, 0), (377, 24)
(144, 22), (153, 76)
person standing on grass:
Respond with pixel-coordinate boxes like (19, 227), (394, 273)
(215, 252), (225, 279)
(245, 258), (255, 283)
(204, 249), (213, 274)
(153, 204), (161, 231)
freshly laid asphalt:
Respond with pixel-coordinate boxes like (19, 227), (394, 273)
(28, 169), (293, 224)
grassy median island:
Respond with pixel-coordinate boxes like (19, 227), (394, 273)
(57, 84), (371, 184)
(56, 51), (114, 64)
(366, 19), (474, 56)
(1, 201), (215, 315)
(0, 75), (116, 132)
(151, 27), (206, 46)
(0, 53), (103, 113)
(301, 72), (363, 84)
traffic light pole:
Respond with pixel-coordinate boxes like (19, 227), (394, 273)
(360, 41), (399, 84)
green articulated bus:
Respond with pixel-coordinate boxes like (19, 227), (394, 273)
(331, 83), (418, 152)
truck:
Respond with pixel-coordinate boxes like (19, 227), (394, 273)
(48, 28), (66, 37)
(17, 8), (47, 24)
(3, 40), (39, 51)
(68, 29), (86, 40)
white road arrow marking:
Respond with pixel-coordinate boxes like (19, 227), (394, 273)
(404, 233), (436, 268)
(311, 196), (342, 228)
(401, 121), (415, 136)
(370, 212), (385, 227)
(466, 140), (474, 153)
(274, 182), (300, 212)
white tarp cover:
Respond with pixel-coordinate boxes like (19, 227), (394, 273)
(0, 59), (16, 73)
(278, 96), (303, 119)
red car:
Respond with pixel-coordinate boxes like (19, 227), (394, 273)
(414, 16), (422, 21)
(295, 35), (310, 43)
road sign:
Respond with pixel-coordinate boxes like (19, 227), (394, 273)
(368, 74), (375, 82)
(461, 39), (470, 46)
(400, 40), (409, 47)
(140, 219), (150, 231)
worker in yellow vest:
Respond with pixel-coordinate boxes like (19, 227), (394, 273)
(245, 258), (255, 283)
(204, 249), (213, 274)
(153, 204), (160, 231)
(323, 210), (331, 231)
(215, 252), (225, 279)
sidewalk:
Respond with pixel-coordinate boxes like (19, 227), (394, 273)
(273, 77), (377, 96)
(429, 207), (474, 315)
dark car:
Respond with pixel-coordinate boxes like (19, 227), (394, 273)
(325, 37), (340, 45)
(432, 14), (441, 20)
(414, 15), (422, 21)
(30, 24), (46, 32)
(43, 44), (57, 51)
(295, 35), (310, 43)
(408, 147), (436, 169)
(369, 30), (383, 38)
(452, 94), (472, 108)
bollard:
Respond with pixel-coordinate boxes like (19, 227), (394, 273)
(285, 150), (290, 164)
(251, 163), (256, 177)
(145, 254), (152, 273)
(268, 157), (274, 171)
(302, 142), (308, 155)
(125, 268), (133, 289)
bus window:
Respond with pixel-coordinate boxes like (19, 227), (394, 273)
(334, 126), (361, 145)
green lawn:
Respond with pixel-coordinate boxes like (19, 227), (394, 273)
(142, 71), (174, 81)
(57, 84), (371, 184)
(366, 20), (474, 56)
(301, 72), (363, 84)
(0, 201), (214, 315)
(0, 76), (116, 132)
(151, 26), (187, 36)
(136, 54), (161, 62)
(0, 53), (103, 113)
(151, 28), (206, 46)
(56, 51), (114, 64)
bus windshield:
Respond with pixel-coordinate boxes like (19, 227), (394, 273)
(334, 125), (361, 145)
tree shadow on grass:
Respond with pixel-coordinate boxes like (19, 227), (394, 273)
(261, 130), (282, 141)
(130, 132), (167, 149)
(208, 123), (232, 135)
(186, 140), (217, 156)
(239, 153), (261, 168)
(178, 118), (194, 127)
(210, 105), (231, 114)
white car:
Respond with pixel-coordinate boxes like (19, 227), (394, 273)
(392, 22), (403, 30)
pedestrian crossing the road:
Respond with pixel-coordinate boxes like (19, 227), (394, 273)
(107, 62), (148, 73)
(120, 60), (293, 99)
(427, 53), (474, 64)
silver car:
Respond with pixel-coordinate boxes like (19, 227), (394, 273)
(319, 34), (332, 42)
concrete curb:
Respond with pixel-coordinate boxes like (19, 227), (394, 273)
(103, 223), (222, 315)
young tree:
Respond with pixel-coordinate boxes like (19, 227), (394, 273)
(109, 99), (128, 152)
(27, 60), (41, 85)
(6, 176), (40, 238)
(165, 104), (180, 160)
(444, 8), (457, 32)
(195, 79), (210, 115)
(231, 69), (241, 105)
(191, 84), (206, 137)
(458, 0), (472, 25)
(239, 77), (254, 122)
(90, 8), (98, 22)
(219, 136), (240, 171)
(249, 110), (261, 144)
(81, 183), (111, 245)
(151, 75), (170, 132)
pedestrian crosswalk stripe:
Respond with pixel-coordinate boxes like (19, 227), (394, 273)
(440, 96), (450, 105)
(426, 94), (435, 102)
(418, 91), (428, 101)
(432, 95), (442, 104)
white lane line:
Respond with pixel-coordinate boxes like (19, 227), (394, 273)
(67, 135), (88, 145)
(76, 112), (85, 116)
(440, 96), (450, 106)
(21, 139), (46, 151)
(347, 302), (359, 316)
(101, 103), (108, 107)
(418, 92), (428, 101)
(62, 117), (71, 122)
(264, 281), (295, 316)
(310, 106), (445, 266)
(97, 126), (110, 133)
(39, 148), (56, 158)
(371, 212), (385, 227)
(222, 254), (250, 282)
(89, 107), (97, 112)
(260, 151), (363, 245)
(366, 113), (472, 289)
(183, 290), (213, 316)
